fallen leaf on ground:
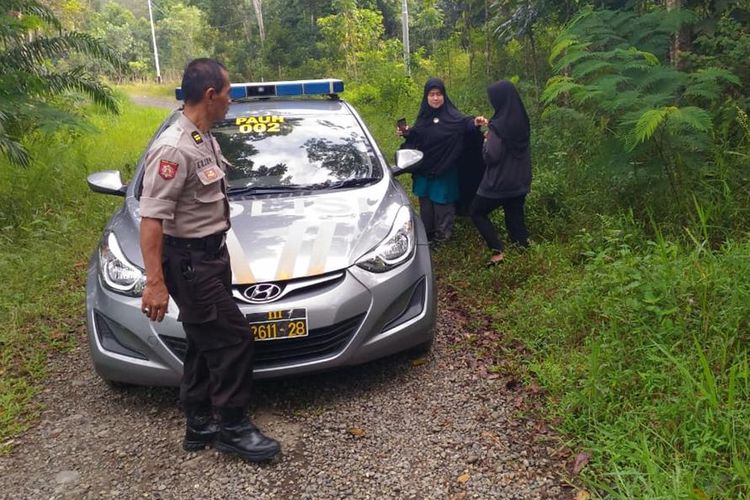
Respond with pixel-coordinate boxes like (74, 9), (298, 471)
(348, 427), (366, 438)
(412, 357), (427, 367)
(571, 451), (591, 475)
(574, 490), (591, 500)
(457, 472), (470, 484)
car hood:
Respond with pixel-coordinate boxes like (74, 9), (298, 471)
(124, 179), (407, 284)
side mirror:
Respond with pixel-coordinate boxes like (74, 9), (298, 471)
(391, 149), (423, 177)
(87, 170), (127, 197)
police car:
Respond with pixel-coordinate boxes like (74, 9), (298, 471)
(85, 79), (435, 386)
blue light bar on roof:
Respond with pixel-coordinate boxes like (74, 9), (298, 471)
(175, 79), (344, 101)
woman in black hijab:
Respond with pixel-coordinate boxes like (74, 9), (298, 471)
(470, 80), (531, 265)
(400, 78), (485, 246)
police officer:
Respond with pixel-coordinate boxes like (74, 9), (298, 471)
(139, 58), (280, 462)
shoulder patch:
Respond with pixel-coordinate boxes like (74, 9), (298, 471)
(191, 130), (203, 145)
(158, 160), (179, 180)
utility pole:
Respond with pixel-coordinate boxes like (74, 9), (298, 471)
(401, 0), (410, 75)
(147, 0), (162, 83)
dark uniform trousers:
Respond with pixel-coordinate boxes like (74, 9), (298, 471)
(162, 238), (254, 409)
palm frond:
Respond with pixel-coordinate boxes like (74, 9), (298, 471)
(541, 105), (590, 125)
(690, 67), (741, 87)
(548, 36), (579, 65)
(600, 90), (641, 113)
(44, 70), (119, 114)
(0, 0), (61, 31)
(632, 107), (675, 148)
(542, 76), (584, 105)
(669, 106), (712, 133)
(593, 74), (633, 95)
(0, 134), (30, 167)
(610, 11), (638, 33)
(635, 66), (678, 89)
(641, 92), (676, 109)
(572, 59), (614, 80)
(0, 32), (127, 74)
(552, 48), (594, 72)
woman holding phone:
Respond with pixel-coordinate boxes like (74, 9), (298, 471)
(470, 80), (531, 265)
(398, 78), (485, 247)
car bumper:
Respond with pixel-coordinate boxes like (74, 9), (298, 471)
(85, 243), (436, 386)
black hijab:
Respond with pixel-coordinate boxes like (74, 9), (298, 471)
(487, 80), (530, 152)
(407, 78), (470, 176)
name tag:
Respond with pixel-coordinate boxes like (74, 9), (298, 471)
(196, 164), (225, 185)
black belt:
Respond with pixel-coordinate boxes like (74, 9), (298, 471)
(164, 232), (226, 252)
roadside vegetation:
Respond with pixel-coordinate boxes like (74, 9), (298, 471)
(0, 99), (169, 451)
(2, 0), (750, 496)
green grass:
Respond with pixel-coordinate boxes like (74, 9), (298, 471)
(116, 81), (178, 99)
(430, 213), (750, 497)
(0, 97), (169, 452)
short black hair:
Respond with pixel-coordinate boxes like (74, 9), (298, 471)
(181, 58), (227, 104)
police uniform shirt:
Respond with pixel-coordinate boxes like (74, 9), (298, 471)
(140, 113), (230, 238)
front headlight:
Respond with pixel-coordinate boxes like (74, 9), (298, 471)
(99, 231), (145, 296)
(356, 206), (416, 273)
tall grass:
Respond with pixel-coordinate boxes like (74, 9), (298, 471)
(432, 211), (750, 496)
(0, 96), (168, 451)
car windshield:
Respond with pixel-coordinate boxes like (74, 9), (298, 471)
(212, 111), (382, 192)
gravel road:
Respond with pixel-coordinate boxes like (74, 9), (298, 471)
(0, 284), (573, 499)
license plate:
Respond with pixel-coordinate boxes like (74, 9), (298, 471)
(246, 308), (308, 341)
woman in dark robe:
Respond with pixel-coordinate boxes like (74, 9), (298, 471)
(470, 80), (532, 265)
(399, 78), (485, 246)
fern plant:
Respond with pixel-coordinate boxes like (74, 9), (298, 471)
(542, 7), (740, 194)
(0, 0), (125, 167)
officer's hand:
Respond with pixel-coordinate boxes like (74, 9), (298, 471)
(142, 280), (169, 322)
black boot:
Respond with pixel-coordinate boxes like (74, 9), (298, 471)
(183, 403), (218, 451)
(215, 407), (281, 462)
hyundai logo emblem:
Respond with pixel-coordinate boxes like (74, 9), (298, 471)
(242, 283), (283, 303)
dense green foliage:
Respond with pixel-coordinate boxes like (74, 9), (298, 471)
(3, 0), (750, 495)
(0, 98), (169, 451)
(0, 0), (123, 166)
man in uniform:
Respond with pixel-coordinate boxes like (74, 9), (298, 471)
(139, 58), (280, 462)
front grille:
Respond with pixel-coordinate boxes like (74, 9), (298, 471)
(159, 313), (364, 368)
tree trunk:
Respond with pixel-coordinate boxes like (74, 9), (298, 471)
(527, 28), (540, 101)
(665, 0), (690, 69)
(251, 0), (265, 46)
(485, 0), (491, 79)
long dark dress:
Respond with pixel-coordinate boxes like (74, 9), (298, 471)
(470, 80), (531, 253)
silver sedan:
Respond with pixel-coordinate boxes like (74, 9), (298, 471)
(85, 82), (436, 387)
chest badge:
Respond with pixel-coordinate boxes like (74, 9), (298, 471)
(197, 164), (224, 185)
(191, 130), (203, 145)
(158, 159), (179, 180)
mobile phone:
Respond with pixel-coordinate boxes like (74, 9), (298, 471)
(396, 117), (407, 133)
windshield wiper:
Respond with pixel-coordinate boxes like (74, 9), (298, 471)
(316, 177), (381, 190)
(228, 185), (312, 195)
(229, 177), (380, 195)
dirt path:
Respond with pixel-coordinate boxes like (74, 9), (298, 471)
(128, 94), (175, 110)
(0, 285), (574, 499)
